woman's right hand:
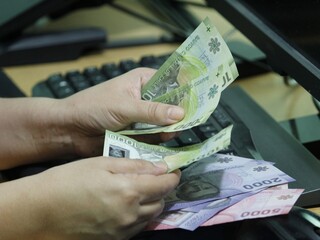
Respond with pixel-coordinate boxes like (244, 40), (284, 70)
(0, 157), (180, 240)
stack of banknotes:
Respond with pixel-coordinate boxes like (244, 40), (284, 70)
(103, 17), (304, 231)
(145, 154), (303, 231)
(104, 17), (239, 172)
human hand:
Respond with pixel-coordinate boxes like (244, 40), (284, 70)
(0, 68), (184, 169)
(28, 157), (180, 240)
(61, 68), (185, 157)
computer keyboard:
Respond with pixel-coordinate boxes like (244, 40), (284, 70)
(32, 53), (258, 159)
(32, 54), (171, 99)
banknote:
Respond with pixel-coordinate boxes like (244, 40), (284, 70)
(120, 61), (236, 135)
(146, 187), (303, 231)
(141, 17), (237, 101)
(143, 156), (299, 231)
(148, 191), (257, 231)
(119, 17), (238, 135)
(183, 183), (288, 213)
(165, 159), (295, 211)
(103, 125), (232, 172)
(202, 188), (304, 226)
(181, 153), (273, 177)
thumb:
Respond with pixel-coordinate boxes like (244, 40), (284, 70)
(103, 157), (168, 175)
(130, 100), (185, 126)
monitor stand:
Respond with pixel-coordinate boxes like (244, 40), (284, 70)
(280, 114), (320, 160)
(0, 27), (107, 66)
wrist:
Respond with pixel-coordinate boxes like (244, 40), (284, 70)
(29, 98), (76, 161)
(0, 176), (51, 239)
(0, 97), (75, 169)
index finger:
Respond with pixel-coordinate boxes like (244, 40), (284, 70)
(135, 170), (181, 204)
(138, 67), (157, 86)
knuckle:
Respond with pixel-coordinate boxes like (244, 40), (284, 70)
(119, 212), (139, 227)
(113, 190), (140, 227)
(134, 159), (153, 169)
(154, 199), (165, 217)
(147, 102), (160, 121)
(119, 185), (140, 207)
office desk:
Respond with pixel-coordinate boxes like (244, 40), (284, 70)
(3, 43), (320, 215)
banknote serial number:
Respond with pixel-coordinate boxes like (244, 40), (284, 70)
(243, 178), (282, 190)
(241, 208), (281, 218)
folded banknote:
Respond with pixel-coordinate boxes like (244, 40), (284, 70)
(103, 125), (232, 172)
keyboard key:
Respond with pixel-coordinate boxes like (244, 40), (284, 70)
(119, 59), (140, 72)
(73, 81), (91, 91)
(66, 72), (91, 91)
(140, 55), (161, 68)
(65, 70), (81, 80)
(212, 106), (232, 128)
(101, 63), (123, 79)
(203, 131), (217, 139)
(55, 86), (75, 98)
(46, 74), (75, 98)
(160, 139), (180, 147)
(218, 147), (236, 155)
(47, 73), (65, 87)
(67, 72), (86, 83)
(83, 66), (100, 77)
(89, 74), (106, 85)
(198, 124), (218, 133)
(178, 130), (201, 145)
(156, 53), (170, 65)
(198, 123), (218, 138)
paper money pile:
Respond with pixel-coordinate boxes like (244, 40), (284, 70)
(104, 133), (303, 230)
(145, 154), (303, 231)
(104, 17), (239, 172)
(102, 17), (303, 231)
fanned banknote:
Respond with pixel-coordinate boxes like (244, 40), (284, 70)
(103, 125), (232, 172)
(148, 191), (257, 231)
(141, 17), (237, 101)
(146, 187), (303, 231)
(165, 159), (295, 211)
(145, 155), (301, 231)
(202, 188), (304, 227)
(119, 17), (238, 135)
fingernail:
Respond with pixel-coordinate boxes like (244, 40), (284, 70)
(152, 161), (168, 171)
(168, 107), (185, 121)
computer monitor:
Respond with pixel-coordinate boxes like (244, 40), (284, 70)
(0, 0), (82, 41)
(0, 0), (110, 66)
(206, 0), (320, 101)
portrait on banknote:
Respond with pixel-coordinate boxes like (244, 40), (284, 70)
(175, 175), (220, 201)
(108, 145), (129, 158)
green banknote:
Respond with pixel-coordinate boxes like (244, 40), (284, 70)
(103, 125), (232, 172)
(119, 17), (238, 135)
(120, 62), (235, 135)
(141, 17), (237, 101)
